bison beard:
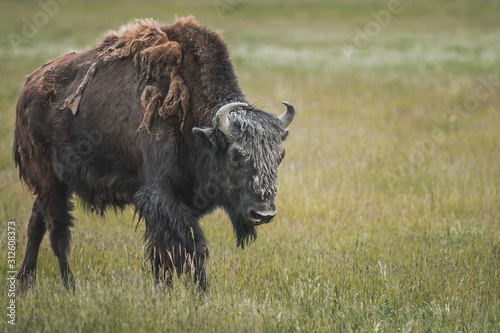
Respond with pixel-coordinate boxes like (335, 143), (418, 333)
(13, 17), (295, 291)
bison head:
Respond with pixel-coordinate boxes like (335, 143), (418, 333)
(193, 101), (295, 248)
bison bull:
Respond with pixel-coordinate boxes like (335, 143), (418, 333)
(13, 17), (295, 291)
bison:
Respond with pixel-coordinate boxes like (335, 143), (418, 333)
(13, 17), (295, 291)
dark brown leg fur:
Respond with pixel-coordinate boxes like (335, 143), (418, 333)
(44, 183), (75, 289)
(17, 197), (46, 286)
(17, 184), (75, 289)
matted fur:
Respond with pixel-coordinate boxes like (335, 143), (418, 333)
(60, 19), (191, 132)
(99, 19), (190, 131)
(99, 19), (169, 65)
(102, 19), (190, 131)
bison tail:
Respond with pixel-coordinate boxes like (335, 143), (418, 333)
(12, 129), (21, 170)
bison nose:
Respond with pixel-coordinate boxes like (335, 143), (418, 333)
(249, 208), (277, 225)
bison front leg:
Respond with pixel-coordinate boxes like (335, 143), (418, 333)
(147, 222), (209, 292)
(139, 200), (209, 291)
(188, 224), (210, 291)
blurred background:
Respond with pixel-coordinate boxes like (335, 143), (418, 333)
(0, 0), (499, 331)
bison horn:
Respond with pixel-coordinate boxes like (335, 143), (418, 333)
(279, 101), (296, 128)
(216, 102), (248, 139)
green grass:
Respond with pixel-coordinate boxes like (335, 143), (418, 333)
(1, 0), (499, 331)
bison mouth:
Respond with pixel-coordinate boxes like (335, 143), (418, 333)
(245, 206), (277, 226)
(247, 210), (275, 226)
(227, 198), (277, 248)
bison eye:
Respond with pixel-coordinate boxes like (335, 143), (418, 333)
(279, 149), (286, 164)
(228, 147), (247, 167)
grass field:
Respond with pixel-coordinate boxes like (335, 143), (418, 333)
(1, 0), (499, 331)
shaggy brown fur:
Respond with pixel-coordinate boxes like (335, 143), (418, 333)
(97, 19), (190, 131)
(55, 19), (191, 131)
(99, 19), (169, 65)
(138, 85), (163, 134)
(39, 66), (59, 106)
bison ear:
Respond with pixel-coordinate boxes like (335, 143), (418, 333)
(193, 127), (217, 148)
(281, 129), (289, 141)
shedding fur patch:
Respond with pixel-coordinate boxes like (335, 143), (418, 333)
(138, 85), (163, 133)
(40, 66), (59, 106)
(98, 19), (190, 131)
(63, 62), (97, 115)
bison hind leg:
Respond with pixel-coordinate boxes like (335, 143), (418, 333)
(42, 183), (76, 289)
(17, 197), (47, 287)
(17, 183), (75, 290)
